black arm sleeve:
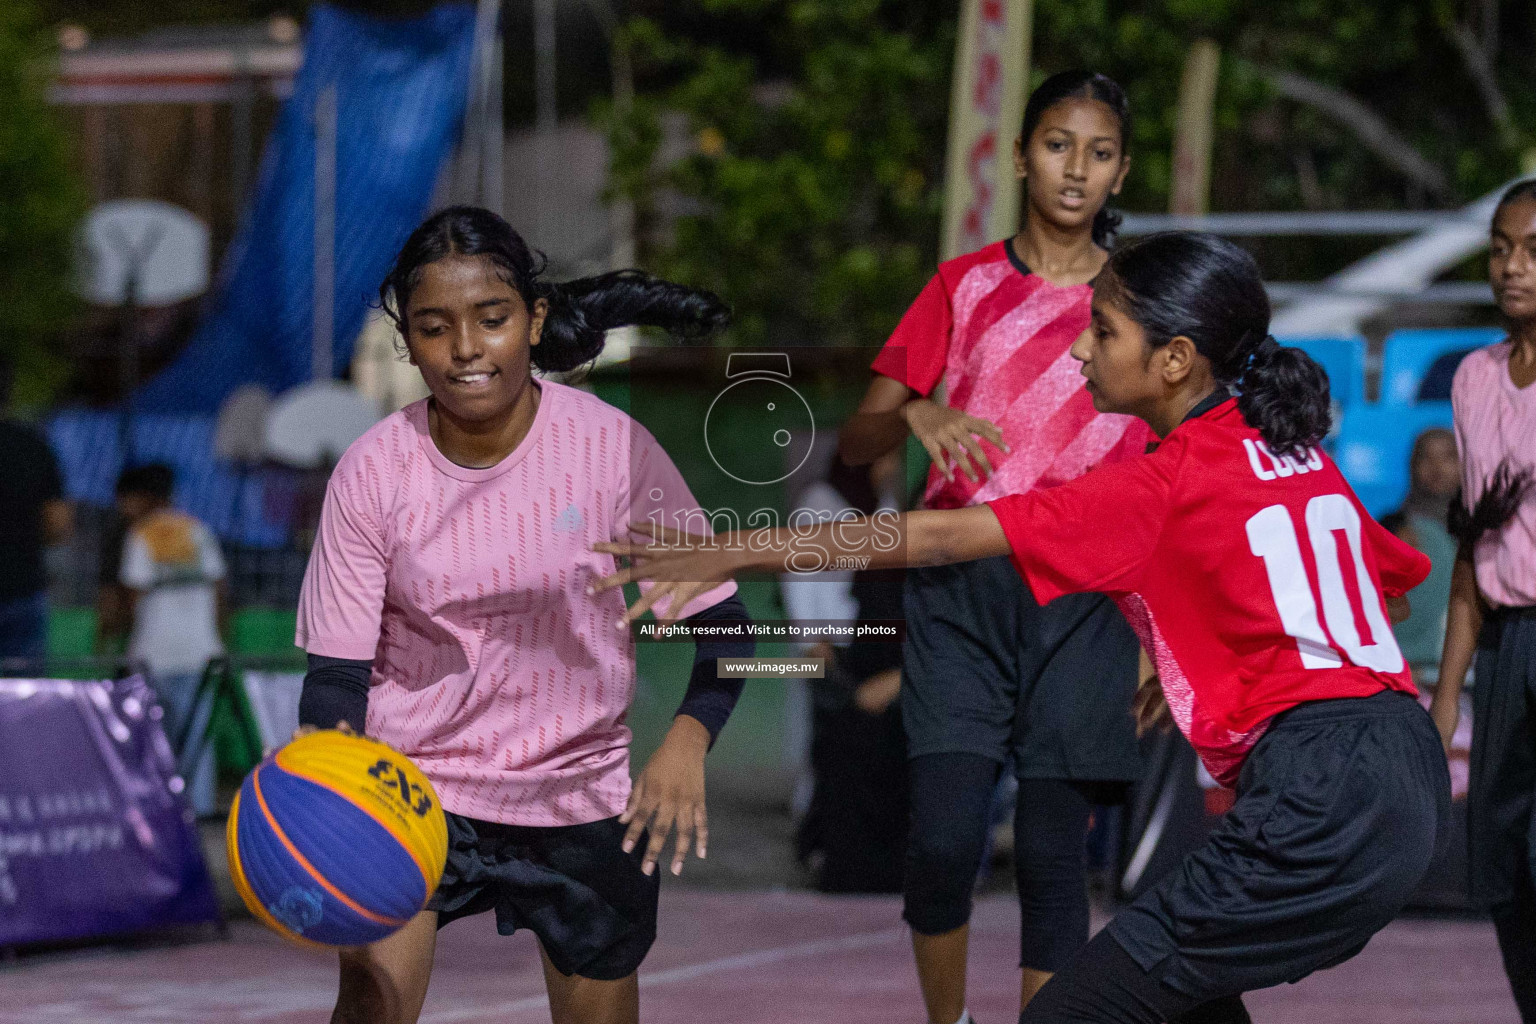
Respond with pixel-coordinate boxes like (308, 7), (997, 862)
(297, 654), (372, 731)
(674, 593), (754, 745)
(299, 600), (753, 740)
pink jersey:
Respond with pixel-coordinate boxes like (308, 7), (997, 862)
(295, 381), (736, 826)
(870, 240), (1150, 509)
(1452, 341), (1536, 608)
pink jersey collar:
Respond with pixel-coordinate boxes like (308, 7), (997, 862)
(407, 381), (556, 483)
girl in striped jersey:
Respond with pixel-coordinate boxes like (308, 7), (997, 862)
(294, 206), (753, 1024)
(839, 69), (1145, 1024)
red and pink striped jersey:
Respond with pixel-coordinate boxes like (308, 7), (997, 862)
(988, 399), (1429, 786)
(295, 381), (735, 826)
(871, 240), (1150, 508)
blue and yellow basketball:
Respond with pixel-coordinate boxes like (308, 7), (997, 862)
(226, 730), (448, 948)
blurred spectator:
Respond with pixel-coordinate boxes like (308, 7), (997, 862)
(111, 464), (228, 814)
(94, 509), (131, 656)
(0, 359), (72, 664)
(1380, 427), (1460, 682)
(789, 449), (909, 893)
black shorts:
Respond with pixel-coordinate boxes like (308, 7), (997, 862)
(1108, 690), (1450, 999)
(427, 813), (660, 980)
(900, 555), (1140, 781)
(1468, 605), (1536, 910)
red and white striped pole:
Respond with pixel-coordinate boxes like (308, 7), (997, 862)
(940, 0), (1034, 260)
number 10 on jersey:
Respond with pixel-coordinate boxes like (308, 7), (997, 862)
(1246, 494), (1404, 674)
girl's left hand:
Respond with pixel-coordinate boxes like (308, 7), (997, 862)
(621, 716), (711, 876)
(852, 668), (901, 715)
(593, 522), (742, 627)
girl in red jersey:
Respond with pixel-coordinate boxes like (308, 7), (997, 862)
(839, 70), (1145, 1024)
(595, 232), (1450, 1024)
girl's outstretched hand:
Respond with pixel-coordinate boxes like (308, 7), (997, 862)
(901, 399), (1008, 484)
(592, 522), (743, 627)
(621, 716), (711, 876)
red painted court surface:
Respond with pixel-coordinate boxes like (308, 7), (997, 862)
(0, 891), (1517, 1023)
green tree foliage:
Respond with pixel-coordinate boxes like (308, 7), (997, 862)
(1034, 0), (1534, 214)
(609, 0), (1536, 344)
(0, 0), (88, 406)
(602, 0), (954, 347)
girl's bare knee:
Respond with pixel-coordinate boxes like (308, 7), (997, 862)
(331, 912), (437, 1024)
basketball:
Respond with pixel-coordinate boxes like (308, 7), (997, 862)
(225, 730), (448, 949)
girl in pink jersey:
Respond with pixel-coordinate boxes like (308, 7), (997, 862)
(839, 70), (1145, 1024)
(295, 206), (753, 1024)
(597, 232), (1450, 1024)
(1430, 179), (1536, 1023)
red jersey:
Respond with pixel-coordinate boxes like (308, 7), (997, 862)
(871, 240), (1150, 509)
(987, 398), (1430, 786)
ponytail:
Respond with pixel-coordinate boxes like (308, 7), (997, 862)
(1449, 461), (1534, 548)
(1103, 232), (1333, 458)
(532, 270), (729, 372)
(381, 206), (730, 372)
(1092, 206), (1123, 249)
(1224, 333), (1332, 459)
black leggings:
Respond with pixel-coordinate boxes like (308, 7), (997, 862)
(1493, 872), (1536, 1023)
(905, 752), (1112, 972)
(1019, 928), (1251, 1024)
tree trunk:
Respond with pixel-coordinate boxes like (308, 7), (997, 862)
(1264, 68), (1453, 204)
(1446, 20), (1517, 149)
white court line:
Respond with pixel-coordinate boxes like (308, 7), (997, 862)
(0, 978), (338, 1024)
(0, 926), (907, 1024)
(419, 926), (906, 1024)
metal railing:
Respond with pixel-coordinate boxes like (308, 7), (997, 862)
(1120, 211), (1483, 236)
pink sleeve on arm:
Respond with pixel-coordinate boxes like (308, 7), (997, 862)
(622, 427), (738, 620)
(295, 456), (390, 660)
(1450, 350), (1481, 507)
(869, 272), (952, 397)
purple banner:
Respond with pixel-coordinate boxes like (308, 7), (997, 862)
(0, 676), (219, 946)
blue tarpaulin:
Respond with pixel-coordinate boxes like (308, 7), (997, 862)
(47, 411), (300, 547)
(136, 2), (477, 413)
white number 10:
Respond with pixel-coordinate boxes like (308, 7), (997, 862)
(1245, 495), (1404, 673)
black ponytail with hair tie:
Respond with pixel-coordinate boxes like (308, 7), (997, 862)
(1103, 233), (1333, 459)
(380, 206), (731, 374)
(1236, 333), (1282, 388)
(530, 269), (729, 372)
